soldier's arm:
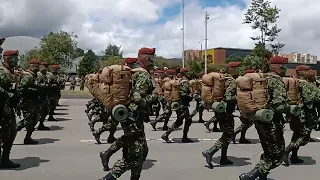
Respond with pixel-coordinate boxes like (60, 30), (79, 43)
(18, 74), (35, 92)
(132, 72), (150, 98)
(0, 74), (13, 98)
(224, 78), (236, 102)
(300, 81), (313, 109)
(179, 80), (190, 97)
(268, 76), (288, 106)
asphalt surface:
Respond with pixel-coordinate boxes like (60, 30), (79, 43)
(1, 99), (320, 180)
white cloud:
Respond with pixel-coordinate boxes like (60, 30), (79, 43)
(1, 0), (320, 58)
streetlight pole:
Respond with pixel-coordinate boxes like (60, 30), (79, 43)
(204, 11), (209, 74)
(199, 41), (202, 59)
(182, 0), (185, 68)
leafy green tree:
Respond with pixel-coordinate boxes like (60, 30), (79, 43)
(39, 30), (78, 67)
(73, 48), (85, 58)
(225, 55), (242, 64)
(243, 0), (284, 72)
(78, 50), (99, 75)
(102, 44), (123, 59)
(154, 55), (168, 69)
(19, 48), (43, 69)
(238, 55), (262, 75)
(186, 60), (202, 74)
(100, 56), (124, 67)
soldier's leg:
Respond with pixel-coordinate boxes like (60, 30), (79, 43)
(48, 98), (57, 121)
(219, 114), (234, 165)
(204, 115), (216, 131)
(23, 108), (39, 144)
(150, 100), (171, 130)
(0, 116), (20, 168)
(212, 121), (222, 132)
(37, 100), (50, 130)
(202, 114), (226, 169)
(181, 107), (193, 143)
(161, 113), (184, 143)
(198, 103), (205, 123)
(93, 117), (117, 144)
(240, 115), (285, 180)
(154, 101), (161, 118)
(233, 116), (253, 144)
(100, 135), (126, 171)
(99, 158), (128, 180)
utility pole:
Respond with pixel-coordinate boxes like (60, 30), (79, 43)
(199, 41), (202, 59)
(182, 0), (185, 67)
(204, 11), (209, 74)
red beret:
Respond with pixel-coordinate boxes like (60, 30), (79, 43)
(227, 62), (241, 68)
(244, 69), (255, 74)
(124, 57), (137, 64)
(155, 70), (164, 73)
(199, 72), (205, 76)
(29, 59), (40, 64)
(41, 62), (48, 65)
(308, 70), (316, 76)
(50, 64), (59, 68)
(166, 69), (175, 74)
(0, 38), (5, 46)
(3, 50), (19, 56)
(180, 67), (189, 73)
(296, 65), (310, 71)
(270, 56), (288, 64)
(138, 47), (156, 55)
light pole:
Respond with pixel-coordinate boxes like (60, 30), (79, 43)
(199, 41), (202, 59)
(181, 0), (185, 68)
(204, 11), (209, 74)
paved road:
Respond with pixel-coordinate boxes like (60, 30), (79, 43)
(1, 99), (320, 180)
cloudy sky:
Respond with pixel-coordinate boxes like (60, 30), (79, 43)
(1, 0), (319, 58)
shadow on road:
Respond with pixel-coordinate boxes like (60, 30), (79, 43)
(290, 156), (316, 166)
(54, 112), (68, 116)
(155, 127), (182, 131)
(48, 125), (65, 131)
(55, 108), (68, 111)
(14, 138), (60, 145)
(0, 157), (49, 171)
(55, 117), (72, 121)
(233, 138), (260, 144)
(142, 159), (157, 170)
(211, 156), (251, 167)
(57, 104), (69, 107)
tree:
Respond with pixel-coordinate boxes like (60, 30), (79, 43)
(19, 48), (43, 69)
(225, 55), (242, 64)
(243, 0), (284, 72)
(73, 48), (85, 58)
(39, 30), (78, 67)
(102, 44), (123, 59)
(238, 55), (262, 75)
(78, 50), (99, 75)
(186, 60), (202, 74)
(154, 55), (168, 69)
(100, 56), (124, 67)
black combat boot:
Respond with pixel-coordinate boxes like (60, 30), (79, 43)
(212, 122), (222, 132)
(181, 127), (193, 143)
(161, 128), (174, 143)
(162, 117), (169, 130)
(220, 145), (233, 165)
(24, 130), (39, 145)
(202, 146), (219, 169)
(290, 147), (304, 164)
(37, 122), (50, 131)
(0, 148), (20, 169)
(107, 129), (117, 144)
(198, 111), (204, 123)
(239, 168), (260, 180)
(98, 173), (116, 180)
(204, 120), (212, 131)
(283, 143), (294, 166)
(239, 129), (251, 144)
(93, 129), (103, 144)
(100, 148), (118, 171)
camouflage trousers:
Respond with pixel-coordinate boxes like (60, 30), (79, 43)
(96, 117), (119, 135)
(49, 96), (59, 116)
(254, 113), (285, 176)
(152, 96), (172, 128)
(110, 136), (148, 179)
(38, 96), (50, 124)
(234, 116), (253, 136)
(289, 108), (317, 148)
(167, 104), (192, 135)
(190, 95), (204, 121)
(17, 100), (39, 131)
(211, 112), (234, 149)
(0, 107), (17, 164)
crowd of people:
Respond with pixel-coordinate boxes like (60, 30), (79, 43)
(85, 47), (320, 180)
(0, 37), (63, 169)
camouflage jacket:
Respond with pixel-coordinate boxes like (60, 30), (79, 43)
(0, 66), (15, 103)
(266, 72), (289, 107)
(131, 67), (155, 104)
(18, 70), (38, 100)
(37, 71), (49, 95)
(298, 79), (313, 109)
(224, 74), (236, 102)
(178, 77), (191, 97)
(47, 71), (60, 93)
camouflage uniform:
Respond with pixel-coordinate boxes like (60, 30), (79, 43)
(161, 68), (193, 143)
(80, 76), (85, 90)
(202, 73), (237, 168)
(70, 76), (76, 90)
(0, 48), (20, 168)
(240, 59), (287, 180)
(232, 116), (253, 144)
(47, 65), (60, 121)
(36, 62), (50, 130)
(283, 65), (316, 166)
(99, 50), (155, 180)
(190, 74), (205, 123)
(150, 70), (175, 131)
(16, 59), (41, 144)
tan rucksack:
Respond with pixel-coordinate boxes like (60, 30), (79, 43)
(189, 79), (201, 95)
(201, 72), (225, 104)
(236, 73), (269, 113)
(154, 77), (163, 95)
(85, 73), (100, 91)
(283, 77), (300, 105)
(163, 79), (181, 102)
(95, 65), (132, 109)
